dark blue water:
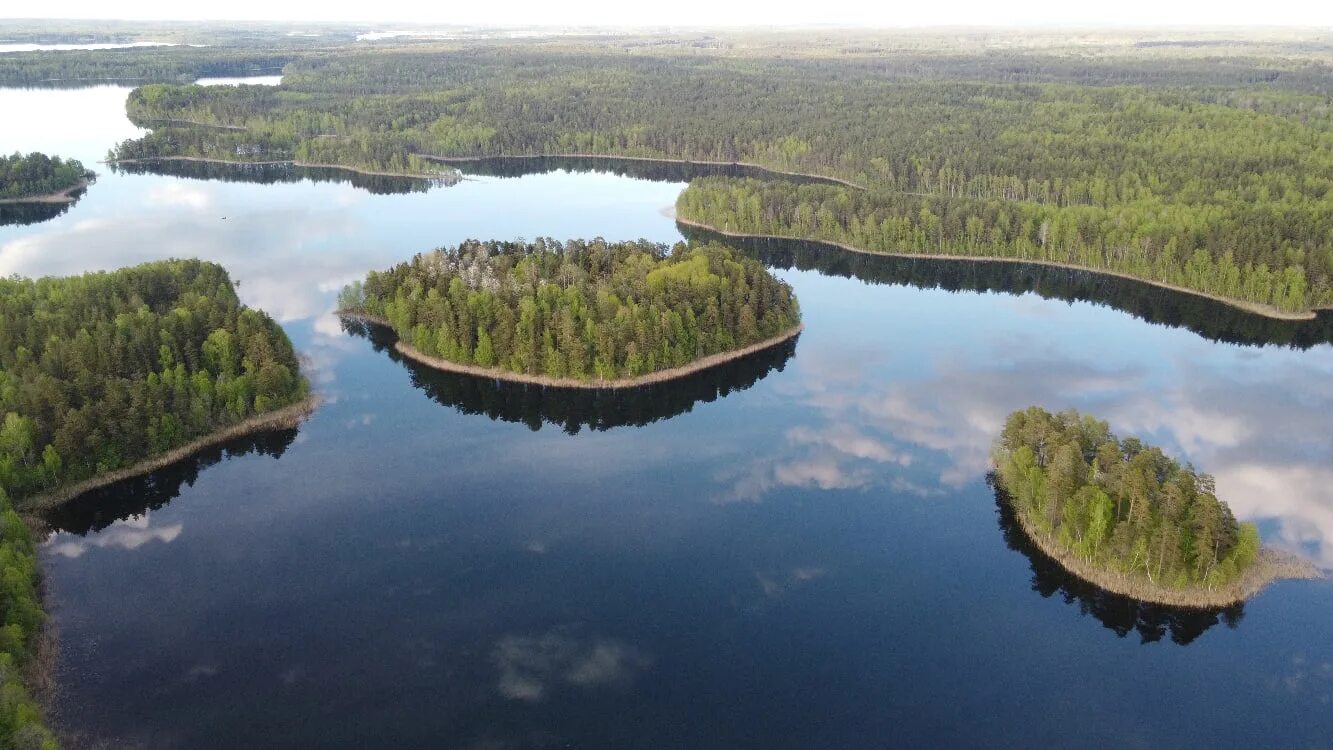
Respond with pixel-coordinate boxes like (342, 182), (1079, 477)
(3, 84), (1332, 749)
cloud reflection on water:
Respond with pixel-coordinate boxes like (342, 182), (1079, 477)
(756, 302), (1333, 567)
(48, 514), (183, 559)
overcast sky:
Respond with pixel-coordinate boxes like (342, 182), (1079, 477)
(6, 0), (1333, 28)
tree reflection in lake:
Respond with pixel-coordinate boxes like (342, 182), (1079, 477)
(43, 428), (299, 536)
(110, 159), (455, 196)
(0, 186), (86, 226)
(991, 476), (1244, 646)
(427, 154), (845, 187)
(341, 317), (798, 434)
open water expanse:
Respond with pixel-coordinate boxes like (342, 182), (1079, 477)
(2, 82), (1332, 748)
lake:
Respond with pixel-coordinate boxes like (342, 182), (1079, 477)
(2, 82), (1332, 748)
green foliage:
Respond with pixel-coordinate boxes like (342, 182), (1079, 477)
(0, 153), (91, 201)
(993, 406), (1260, 590)
(343, 239), (800, 381)
(678, 175), (1328, 313)
(0, 260), (308, 504)
(106, 46), (1333, 309)
(0, 488), (57, 749)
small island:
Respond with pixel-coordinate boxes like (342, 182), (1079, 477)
(338, 238), (802, 388)
(0, 259), (313, 510)
(992, 406), (1320, 607)
(0, 151), (94, 203)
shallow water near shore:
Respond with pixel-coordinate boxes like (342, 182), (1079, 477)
(3, 82), (1333, 747)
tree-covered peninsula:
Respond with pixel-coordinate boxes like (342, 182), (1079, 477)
(992, 407), (1318, 607)
(0, 152), (93, 203)
(338, 239), (802, 387)
(0, 259), (312, 509)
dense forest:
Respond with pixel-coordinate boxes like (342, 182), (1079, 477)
(0, 260), (309, 505)
(0, 152), (93, 201)
(338, 239), (801, 382)
(106, 46), (1333, 311)
(0, 46), (296, 87)
(677, 176), (1322, 313)
(993, 407), (1260, 595)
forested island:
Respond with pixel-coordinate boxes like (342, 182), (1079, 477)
(338, 239), (802, 387)
(992, 407), (1319, 607)
(0, 259), (312, 508)
(0, 152), (94, 203)
(100, 40), (1333, 314)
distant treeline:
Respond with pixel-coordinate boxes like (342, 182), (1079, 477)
(0, 260), (308, 504)
(108, 46), (1333, 310)
(339, 238), (801, 382)
(0, 46), (296, 87)
(993, 407), (1259, 593)
(0, 151), (92, 201)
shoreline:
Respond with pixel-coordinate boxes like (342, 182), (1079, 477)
(106, 156), (456, 180)
(0, 178), (89, 205)
(109, 155), (455, 179)
(423, 152), (868, 190)
(19, 394), (318, 513)
(673, 216), (1322, 322)
(1006, 495), (1322, 608)
(342, 313), (804, 390)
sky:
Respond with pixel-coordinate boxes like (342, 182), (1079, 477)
(5, 0), (1333, 28)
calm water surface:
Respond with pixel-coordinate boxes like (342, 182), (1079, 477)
(2, 83), (1332, 749)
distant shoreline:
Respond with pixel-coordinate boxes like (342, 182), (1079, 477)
(20, 395), (318, 513)
(341, 313), (803, 390)
(673, 216), (1322, 322)
(0, 178), (89, 205)
(1006, 493), (1322, 608)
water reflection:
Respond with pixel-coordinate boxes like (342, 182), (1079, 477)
(992, 477), (1244, 645)
(110, 158), (455, 196)
(43, 428), (299, 536)
(343, 317), (798, 434)
(432, 154), (846, 187)
(0, 188), (84, 226)
(682, 226), (1333, 350)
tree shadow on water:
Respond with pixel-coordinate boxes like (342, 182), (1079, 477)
(42, 428), (299, 536)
